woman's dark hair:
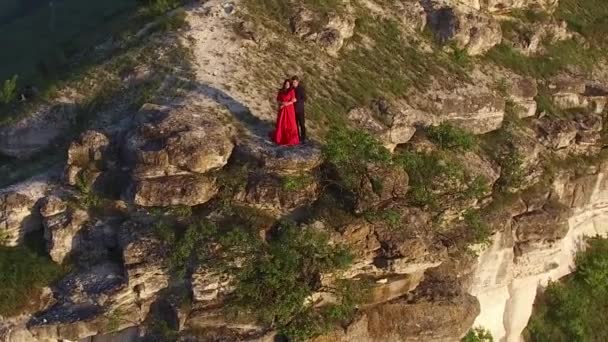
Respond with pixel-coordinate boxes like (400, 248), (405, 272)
(281, 79), (291, 91)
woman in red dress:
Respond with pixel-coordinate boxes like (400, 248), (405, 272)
(271, 80), (300, 146)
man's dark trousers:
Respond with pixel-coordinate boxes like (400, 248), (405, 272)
(295, 108), (306, 141)
(294, 86), (306, 141)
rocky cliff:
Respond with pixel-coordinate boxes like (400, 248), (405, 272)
(1, 0), (608, 341)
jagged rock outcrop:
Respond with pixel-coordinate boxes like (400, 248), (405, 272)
(123, 104), (233, 207)
(0, 176), (52, 246)
(191, 267), (233, 303)
(506, 76), (538, 118)
(428, 89), (506, 134)
(290, 5), (355, 55)
(64, 130), (111, 187)
(347, 100), (432, 151)
(235, 171), (319, 215)
(316, 260), (479, 342)
(27, 262), (132, 341)
(548, 77), (608, 114)
(426, 3), (502, 55)
(354, 163), (409, 214)
(117, 220), (170, 304)
(41, 195), (90, 264)
(502, 17), (574, 56)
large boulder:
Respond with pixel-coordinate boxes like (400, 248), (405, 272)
(426, 5), (502, 55)
(0, 177), (51, 246)
(123, 104), (233, 207)
(290, 5), (355, 55)
(232, 137), (323, 174)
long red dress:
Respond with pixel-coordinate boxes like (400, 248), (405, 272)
(272, 89), (300, 145)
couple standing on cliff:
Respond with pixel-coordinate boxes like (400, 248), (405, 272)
(270, 76), (307, 146)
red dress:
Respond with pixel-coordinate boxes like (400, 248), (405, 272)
(272, 89), (300, 145)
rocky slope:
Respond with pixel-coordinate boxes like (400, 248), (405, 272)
(1, 0), (608, 341)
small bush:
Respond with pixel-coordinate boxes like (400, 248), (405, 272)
(0, 75), (18, 104)
(462, 327), (494, 342)
(426, 123), (476, 151)
(0, 246), (64, 316)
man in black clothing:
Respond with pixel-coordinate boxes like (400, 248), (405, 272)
(291, 76), (307, 142)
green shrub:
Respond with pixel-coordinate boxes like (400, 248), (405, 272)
(525, 237), (608, 341)
(463, 209), (491, 245)
(0, 75), (18, 104)
(323, 125), (391, 190)
(426, 123), (476, 151)
(230, 223), (354, 338)
(394, 150), (471, 207)
(0, 246), (64, 316)
(462, 327), (494, 342)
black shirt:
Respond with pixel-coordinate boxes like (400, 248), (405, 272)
(294, 85), (306, 113)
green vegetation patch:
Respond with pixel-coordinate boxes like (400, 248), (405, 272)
(0, 246), (64, 316)
(323, 125), (391, 191)
(230, 223), (356, 340)
(426, 123), (477, 151)
(525, 237), (608, 341)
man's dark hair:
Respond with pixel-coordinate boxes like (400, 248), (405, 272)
(291, 76), (299, 81)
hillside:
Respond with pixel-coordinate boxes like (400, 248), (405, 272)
(1, 0), (608, 341)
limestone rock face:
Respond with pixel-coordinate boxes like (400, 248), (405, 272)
(235, 171), (319, 215)
(123, 104), (233, 207)
(131, 174), (218, 207)
(41, 196), (90, 264)
(507, 77), (538, 118)
(191, 267), (233, 303)
(470, 169), (608, 341)
(118, 220), (170, 303)
(426, 5), (502, 55)
(354, 163), (409, 214)
(503, 18), (573, 56)
(28, 262), (130, 341)
(317, 262), (479, 342)
(291, 6), (355, 55)
(458, 0), (558, 12)
(0, 177), (51, 246)
(432, 90), (505, 134)
(233, 138), (323, 175)
(64, 130), (111, 187)
(347, 101), (432, 151)
(397, 0), (427, 32)
(536, 117), (578, 150)
(0, 102), (76, 159)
